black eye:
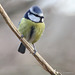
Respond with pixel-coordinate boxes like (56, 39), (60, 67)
(29, 10), (33, 15)
(29, 12), (32, 14)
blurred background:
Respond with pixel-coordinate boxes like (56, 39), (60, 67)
(0, 0), (75, 75)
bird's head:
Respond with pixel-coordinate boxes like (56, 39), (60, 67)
(24, 6), (44, 23)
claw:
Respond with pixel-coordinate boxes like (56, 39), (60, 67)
(34, 49), (37, 55)
(21, 34), (24, 38)
(33, 44), (37, 55)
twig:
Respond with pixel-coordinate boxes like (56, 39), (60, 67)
(0, 4), (62, 75)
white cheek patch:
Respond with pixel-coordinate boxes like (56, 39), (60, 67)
(28, 13), (40, 22)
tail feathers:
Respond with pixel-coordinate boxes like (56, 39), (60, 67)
(18, 43), (26, 54)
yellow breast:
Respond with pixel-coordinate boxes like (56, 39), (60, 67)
(18, 18), (45, 44)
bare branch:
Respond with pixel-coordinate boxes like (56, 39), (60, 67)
(0, 4), (62, 75)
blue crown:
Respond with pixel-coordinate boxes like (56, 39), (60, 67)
(32, 6), (42, 14)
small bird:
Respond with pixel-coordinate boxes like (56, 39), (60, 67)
(18, 6), (45, 54)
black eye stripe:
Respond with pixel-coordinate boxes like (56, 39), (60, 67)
(29, 10), (44, 18)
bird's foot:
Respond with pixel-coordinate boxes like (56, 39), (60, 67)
(33, 49), (37, 55)
(21, 34), (24, 38)
(33, 44), (37, 55)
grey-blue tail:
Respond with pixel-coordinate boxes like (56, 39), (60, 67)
(18, 43), (26, 54)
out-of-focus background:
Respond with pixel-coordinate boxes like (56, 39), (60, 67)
(0, 0), (75, 75)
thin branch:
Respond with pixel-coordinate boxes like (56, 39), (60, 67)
(0, 4), (62, 75)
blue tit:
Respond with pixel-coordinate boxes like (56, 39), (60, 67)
(18, 6), (45, 54)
